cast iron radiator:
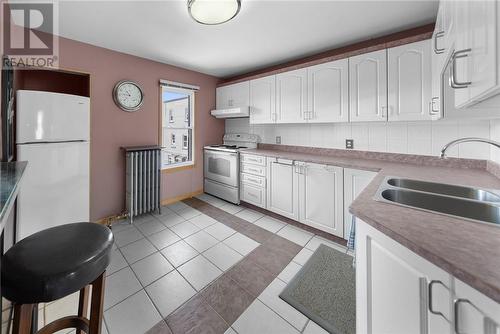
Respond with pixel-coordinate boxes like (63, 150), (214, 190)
(123, 146), (161, 223)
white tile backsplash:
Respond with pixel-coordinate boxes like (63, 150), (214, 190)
(226, 118), (494, 160)
(490, 119), (500, 163)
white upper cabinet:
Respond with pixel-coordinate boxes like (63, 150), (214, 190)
(388, 40), (433, 121)
(430, 6), (446, 119)
(307, 59), (349, 123)
(216, 86), (229, 110)
(276, 68), (308, 123)
(249, 75), (276, 124)
(298, 163), (344, 237)
(349, 49), (388, 122)
(216, 81), (249, 110)
(450, 0), (500, 108)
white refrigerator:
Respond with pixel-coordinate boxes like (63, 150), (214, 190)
(16, 90), (90, 241)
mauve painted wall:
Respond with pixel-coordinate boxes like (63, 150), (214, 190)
(54, 37), (223, 220)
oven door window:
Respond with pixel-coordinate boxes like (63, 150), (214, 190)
(204, 151), (238, 187)
(208, 156), (231, 177)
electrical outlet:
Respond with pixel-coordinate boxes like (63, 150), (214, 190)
(276, 136), (282, 144)
(346, 139), (354, 149)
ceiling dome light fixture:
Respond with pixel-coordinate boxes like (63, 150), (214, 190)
(188, 0), (241, 25)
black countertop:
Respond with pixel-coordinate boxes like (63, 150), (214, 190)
(0, 161), (27, 231)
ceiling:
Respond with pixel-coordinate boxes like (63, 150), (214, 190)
(53, 0), (438, 78)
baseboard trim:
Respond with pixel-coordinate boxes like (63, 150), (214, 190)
(240, 201), (348, 246)
(94, 190), (204, 225)
(160, 189), (204, 206)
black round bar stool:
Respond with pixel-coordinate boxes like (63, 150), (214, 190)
(1, 223), (114, 334)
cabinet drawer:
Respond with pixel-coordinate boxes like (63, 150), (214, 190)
(241, 154), (266, 166)
(241, 173), (266, 187)
(241, 163), (266, 177)
(240, 183), (266, 208)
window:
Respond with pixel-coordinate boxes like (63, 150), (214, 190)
(161, 84), (195, 169)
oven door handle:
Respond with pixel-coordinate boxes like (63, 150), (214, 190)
(204, 150), (239, 157)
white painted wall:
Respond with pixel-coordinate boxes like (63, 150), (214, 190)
(226, 119), (494, 160)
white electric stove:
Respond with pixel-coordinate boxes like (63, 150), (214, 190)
(203, 133), (259, 204)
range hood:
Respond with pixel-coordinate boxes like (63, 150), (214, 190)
(210, 107), (249, 119)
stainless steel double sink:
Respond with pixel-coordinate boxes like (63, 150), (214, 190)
(374, 177), (500, 226)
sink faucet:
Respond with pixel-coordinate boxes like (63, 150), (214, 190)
(440, 137), (500, 158)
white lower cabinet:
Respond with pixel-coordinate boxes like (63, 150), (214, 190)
(454, 279), (500, 334)
(357, 218), (452, 334)
(264, 162), (373, 238)
(298, 162), (344, 237)
(343, 168), (377, 239)
(357, 218), (500, 334)
(240, 182), (266, 208)
(240, 154), (267, 208)
(266, 158), (299, 220)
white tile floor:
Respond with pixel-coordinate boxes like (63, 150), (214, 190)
(177, 255), (222, 291)
(232, 299), (300, 334)
(258, 278), (308, 331)
(145, 270), (196, 318)
(222, 233), (260, 256)
(102, 206), (262, 327)
(234, 208), (265, 223)
(254, 215), (287, 233)
(17, 194), (348, 334)
(277, 225), (315, 246)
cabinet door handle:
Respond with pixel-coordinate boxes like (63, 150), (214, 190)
(433, 31), (445, 54)
(247, 167), (261, 174)
(454, 297), (499, 334)
(454, 298), (471, 334)
(274, 162), (293, 167)
(247, 192), (258, 199)
(380, 106), (388, 118)
(429, 97), (440, 115)
(450, 49), (472, 89)
(304, 111), (312, 120)
(428, 280), (448, 321)
(247, 177), (261, 185)
(294, 163), (304, 174)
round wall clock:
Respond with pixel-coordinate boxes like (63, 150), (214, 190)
(113, 80), (145, 112)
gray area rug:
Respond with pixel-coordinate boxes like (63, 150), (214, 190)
(279, 244), (355, 334)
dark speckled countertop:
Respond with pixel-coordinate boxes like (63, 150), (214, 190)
(0, 161), (27, 231)
(242, 145), (500, 302)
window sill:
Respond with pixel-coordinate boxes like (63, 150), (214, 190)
(162, 163), (195, 174)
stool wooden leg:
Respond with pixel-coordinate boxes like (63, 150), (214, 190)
(12, 303), (34, 334)
(89, 273), (105, 334)
(77, 286), (90, 334)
